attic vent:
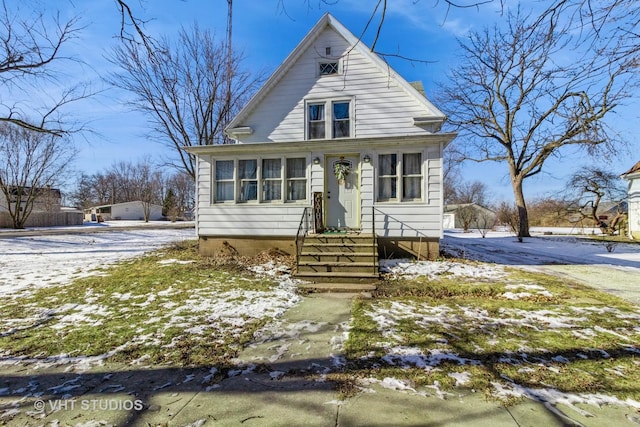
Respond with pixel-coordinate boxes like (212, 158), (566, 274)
(319, 62), (338, 75)
(325, 46), (331, 55)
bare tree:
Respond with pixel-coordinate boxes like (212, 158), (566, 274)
(106, 25), (262, 179)
(0, 123), (76, 228)
(0, 1), (90, 136)
(566, 167), (627, 235)
(439, 7), (635, 241)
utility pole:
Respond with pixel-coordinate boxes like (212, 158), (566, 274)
(224, 0), (233, 144)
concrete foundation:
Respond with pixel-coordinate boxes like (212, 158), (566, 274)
(198, 236), (295, 257)
(377, 236), (440, 261)
(198, 235), (439, 261)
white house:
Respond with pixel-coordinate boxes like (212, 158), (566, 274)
(622, 160), (640, 239)
(85, 201), (164, 222)
(186, 14), (456, 259)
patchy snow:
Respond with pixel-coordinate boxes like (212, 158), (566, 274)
(381, 258), (506, 280)
(0, 227), (195, 298)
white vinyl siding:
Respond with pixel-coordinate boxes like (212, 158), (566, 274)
(234, 28), (441, 144)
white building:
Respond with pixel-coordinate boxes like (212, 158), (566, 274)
(622, 160), (640, 239)
(86, 201), (164, 222)
(186, 14), (456, 259)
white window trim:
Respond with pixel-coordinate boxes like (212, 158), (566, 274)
(212, 156), (310, 205)
(316, 58), (341, 77)
(375, 151), (426, 204)
(305, 98), (354, 141)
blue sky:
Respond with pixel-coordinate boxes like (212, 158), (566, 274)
(38, 0), (639, 202)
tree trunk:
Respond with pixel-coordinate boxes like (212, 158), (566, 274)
(512, 178), (531, 240)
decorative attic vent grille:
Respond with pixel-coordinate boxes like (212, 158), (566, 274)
(319, 62), (338, 75)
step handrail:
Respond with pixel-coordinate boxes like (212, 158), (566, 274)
(372, 207), (429, 260)
(295, 207), (310, 271)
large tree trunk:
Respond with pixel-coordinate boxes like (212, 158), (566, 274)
(512, 177), (531, 240)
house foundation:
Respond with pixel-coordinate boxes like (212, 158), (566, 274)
(377, 237), (440, 261)
(198, 236), (296, 257)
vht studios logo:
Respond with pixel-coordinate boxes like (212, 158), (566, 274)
(34, 398), (144, 412)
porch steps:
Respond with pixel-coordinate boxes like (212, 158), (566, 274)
(295, 233), (379, 287)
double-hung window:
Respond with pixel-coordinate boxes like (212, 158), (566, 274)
(262, 158), (282, 202)
(286, 158), (307, 201)
(307, 100), (351, 140)
(378, 154), (397, 201)
(308, 104), (325, 139)
(215, 160), (234, 202)
(332, 102), (350, 138)
(238, 159), (257, 202)
(402, 153), (422, 200)
(377, 152), (423, 202)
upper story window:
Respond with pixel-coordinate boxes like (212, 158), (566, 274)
(332, 101), (350, 138)
(319, 61), (338, 75)
(308, 103), (325, 139)
(307, 99), (351, 140)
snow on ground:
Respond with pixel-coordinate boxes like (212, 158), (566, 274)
(442, 228), (640, 269)
(0, 224), (195, 298)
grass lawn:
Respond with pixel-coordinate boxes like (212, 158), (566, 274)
(0, 241), (299, 367)
(345, 260), (640, 405)
(2, 241), (639, 407)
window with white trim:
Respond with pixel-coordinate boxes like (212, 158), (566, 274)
(319, 61), (338, 75)
(306, 100), (351, 140)
(308, 103), (325, 139)
(213, 157), (307, 203)
(378, 154), (397, 201)
(286, 158), (307, 201)
(262, 158), (282, 201)
(402, 153), (422, 200)
(377, 152), (424, 202)
(238, 159), (257, 202)
(215, 160), (234, 202)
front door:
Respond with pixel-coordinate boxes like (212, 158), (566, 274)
(326, 155), (359, 229)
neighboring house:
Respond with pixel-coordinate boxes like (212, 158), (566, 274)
(186, 14), (456, 259)
(0, 186), (61, 213)
(444, 204), (496, 231)
(0, 186), (83, 228)
(85, 201), (164, 222)
(621, 160), (640, 239)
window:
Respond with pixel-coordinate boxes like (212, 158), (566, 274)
(402, 153), (422, 200)
(286, 158), (307, 201)
(238, 159), (257, 202)
(307, 100), (351, 140)
(378, 154), (397, 201)
(215, 160), (234, 201)
(377, 152), (423, 202)
(262, 158), (282, 201)
(308, 104), (325, 139)
(332, 102), (350, 138)
(319, 62), (338, 75)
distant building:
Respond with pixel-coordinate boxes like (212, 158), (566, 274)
(85, 201), (164, 222)
(444, 204), (496, 231)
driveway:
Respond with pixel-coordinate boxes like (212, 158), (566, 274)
(442, 229), (640, 305)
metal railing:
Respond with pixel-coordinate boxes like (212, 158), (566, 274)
(295, 207), (311, 271)
(372, 207), (431, 260)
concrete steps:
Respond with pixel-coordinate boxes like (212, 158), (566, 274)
(295, 233), (380, 288)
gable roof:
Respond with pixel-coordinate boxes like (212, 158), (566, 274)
(621, 160), (640, 178)
(226, 13), (446, 135)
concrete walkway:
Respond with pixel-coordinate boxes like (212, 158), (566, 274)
(2, 293), (640, 426)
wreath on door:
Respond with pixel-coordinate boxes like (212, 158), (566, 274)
(334, 161), (351, 184)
